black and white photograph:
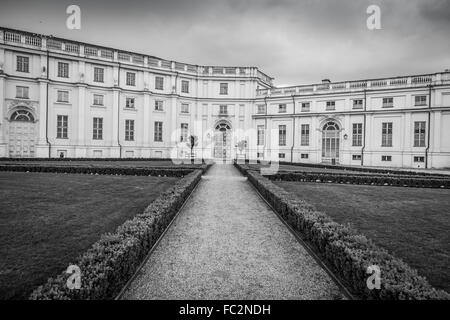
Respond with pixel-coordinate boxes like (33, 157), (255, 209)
(0, 0), (449, 311)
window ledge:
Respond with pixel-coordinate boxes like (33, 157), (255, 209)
(124, 107), (137, 112)
(91, 105), (106, 108)
(55, 101), (71, 105)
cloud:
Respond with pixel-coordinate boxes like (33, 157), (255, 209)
(0, 0), (449, 85)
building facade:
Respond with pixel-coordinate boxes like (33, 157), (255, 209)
(1, 27), (450, 168)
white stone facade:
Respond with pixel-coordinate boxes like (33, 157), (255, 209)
(1, 27), (450, 168)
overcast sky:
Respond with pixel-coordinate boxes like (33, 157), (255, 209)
(1, 0), (449, 86)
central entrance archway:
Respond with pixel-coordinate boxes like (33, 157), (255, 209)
(8, 110), (36, 158)
(213, 121), (232, 161)
(321, 121), (340, 163)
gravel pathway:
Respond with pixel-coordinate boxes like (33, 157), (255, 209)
(121, 164), (344, 300)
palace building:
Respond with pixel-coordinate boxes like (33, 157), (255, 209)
(1, 27), (450, 168)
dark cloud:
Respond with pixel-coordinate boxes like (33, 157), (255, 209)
(0, 0), (449, 86)
(418, 0), (450, 24)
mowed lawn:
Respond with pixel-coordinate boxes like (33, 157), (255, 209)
(0, 172), (179, 300)
(274, 181), (450, 293)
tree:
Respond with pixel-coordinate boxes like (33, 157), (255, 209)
(186, 135), (199, 162)
(236, 140), (247, 159)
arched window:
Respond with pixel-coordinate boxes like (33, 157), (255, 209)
(215, 122), (231, 132)
(10, 110), (34, 122)
(322, 121), (340, 160)
(323, 121), (339, 131)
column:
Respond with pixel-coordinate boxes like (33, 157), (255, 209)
(0, 75), (6, 156)
(35, 79), (49, 157)
(111, 87), (120, 157)
(76, 84), (87, 157)
(142, 92), (150, 151)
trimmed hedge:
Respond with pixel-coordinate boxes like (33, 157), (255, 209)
(0, 157), (211, 163)
(236, 162), (450, 300)
(0, 164), (211, 177)
(29, 169), (203, 300)
(268, 172), (450, 189)
(242, 159), (449, 177)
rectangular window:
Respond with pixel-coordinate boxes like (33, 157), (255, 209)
(381, 122), (393, 147)
(352, 154), (362, 161)
(352, 123), (363, 146)
(180, 123), (189, 142)
(126, 97), (135, 109)
(155, 76), (164, 90)
(301, 102), (310, 112)
(56, 115), (68, 139)
(278, 104), (287, 113)
(16, 86), (29, 99)
(57, 62), (69, 78)
(414, 156), (425, 163)
(301, 153), (309, 159)
(181, 80), (189, 93)
(415, 95), (427, 106)
(181, 103), (189, 113)
(93, 94), (104, 106)
(279, 125), (286, 146)
(326, 101), (335, 110)
(257, 152), (264, 158)
(155, 100), (164, 111)
(154, 121), (163, 142)
(301, 124), (310, 146)
(353, 99), (363, 109)
(414, 121), (426, 147)
(279, 153), (285, 159)
(16, 56), (29, 73)
(57, 90), (69, 103)
(220, 83), (228, 95)
(219, 105), (228, 115)
(382, 97), (394, 108)
(257, 125), (265, 146)
(125, 120), (134, 141)
(381, 155), (392, 162)
(126, 72), (136, 86)
(94, 67), (104, 83)
(257, 105), (266, 114)
(93, 117), (103, 140)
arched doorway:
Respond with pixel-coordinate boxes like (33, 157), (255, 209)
(214, 121), (232, 160)
(321, 121), (340, 163)
(9, 110), (36, 158)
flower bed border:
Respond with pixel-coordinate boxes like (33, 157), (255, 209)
(235, 162), (449, 300)
(29, 168), (208, 300)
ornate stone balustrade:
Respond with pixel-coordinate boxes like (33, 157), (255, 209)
(256, 72), (450, 97)
(0, 27), (273, 86)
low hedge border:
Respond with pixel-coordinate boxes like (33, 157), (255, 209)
(29, 169), (204, 300)
(268, 172), (450, 189)
(235, 162), (450, 300)
(0, 164), (211, 177)
(242, 159), (449, 177)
